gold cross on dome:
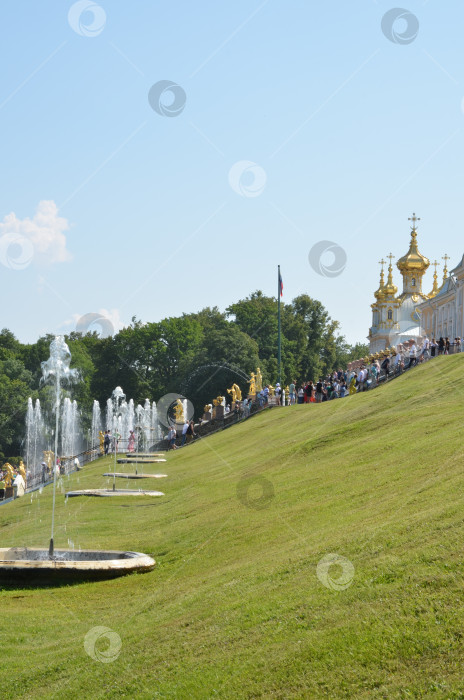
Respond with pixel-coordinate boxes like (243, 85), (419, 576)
(432, 259), (439, 273)
(387, 253), (395, 266)
(408, 212), (420, 229)
(442, 253), (450, 277)
(378, 258), (385, 270)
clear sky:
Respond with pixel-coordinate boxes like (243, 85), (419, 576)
(1, 0), (463, 345)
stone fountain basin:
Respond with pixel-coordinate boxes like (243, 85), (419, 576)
(0, 547), (155, 581)
(66, 489), (165, 497)
(102, 473), (167, 479)
(126, 453), (165, 457)
(118, 458), (166, 464)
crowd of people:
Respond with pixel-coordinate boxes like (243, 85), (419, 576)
(286, 335), (460, 404)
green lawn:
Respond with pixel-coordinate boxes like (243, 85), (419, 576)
(2, 356), (464, 698)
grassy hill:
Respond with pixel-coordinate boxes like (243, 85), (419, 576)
(2, 355), (464, 698)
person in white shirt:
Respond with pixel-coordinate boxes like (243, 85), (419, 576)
(408, 342), (417, 368)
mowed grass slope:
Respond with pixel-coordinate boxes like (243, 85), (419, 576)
(2, 356), (464, 699)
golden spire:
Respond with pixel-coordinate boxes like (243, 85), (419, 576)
(397, 213), (430, 273)
(374, 258), (386, 301)
(442, 253), (450, 281)
(383, 253), (398, 297)
(428, 259), (440, 298)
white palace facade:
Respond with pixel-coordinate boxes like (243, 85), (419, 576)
(368, 214), (464, 352)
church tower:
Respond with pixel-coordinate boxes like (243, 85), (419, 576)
(396, 213), (430, 302)
(368, 213), (431, 353)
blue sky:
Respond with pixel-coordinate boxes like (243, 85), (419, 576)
(1, 0), (463, 345)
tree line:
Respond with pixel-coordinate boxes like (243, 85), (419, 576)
(0, 291), (368, 460)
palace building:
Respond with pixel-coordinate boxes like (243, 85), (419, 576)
(368, 213), (463, 352)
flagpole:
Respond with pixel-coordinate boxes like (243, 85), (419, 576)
(278, 265), (281, 385)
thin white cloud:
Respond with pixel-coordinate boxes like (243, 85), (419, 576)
(0, 200), (71, 263)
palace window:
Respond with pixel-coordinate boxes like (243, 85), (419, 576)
(387, 308), (393, 321)
(412, 278), (416, 287)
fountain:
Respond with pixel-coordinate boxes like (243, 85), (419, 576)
(91, 400), (102, 451)
(24, 398), (50, 488)
(68, 386), (166, 497)
(0, 336), (155, 581)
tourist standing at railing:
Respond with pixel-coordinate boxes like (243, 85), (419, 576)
(349, 374), (357, 395)
(315, 380), (325, 403)
(289, 381), (296, 405)
(408, 342), (417, 368)
(381, 355), (390, 378)
(421, 337), (430, 359)
(181, 421), (189, 446)
(438, 337), (445, 355)
(430, 339), (437, 357)
(445, 337), (450, 354)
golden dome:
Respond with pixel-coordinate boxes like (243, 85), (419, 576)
(383, 258), (398, 297)
(428, 260), (440, 298)
(374, 262), (386, 301)
(397, 229), (429, 273)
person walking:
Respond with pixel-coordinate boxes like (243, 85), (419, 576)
(104, 430), (110, 455)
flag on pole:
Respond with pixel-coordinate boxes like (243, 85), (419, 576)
(278, 269), (283, 297)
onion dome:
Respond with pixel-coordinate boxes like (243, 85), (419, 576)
(383, 256), (398, 297)
(428, 260), (440, 298)
(396, 227), (429, 274)
(374, 260), (386, 301)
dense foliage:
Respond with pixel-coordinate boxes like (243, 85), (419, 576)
(0, 292), (368, 459)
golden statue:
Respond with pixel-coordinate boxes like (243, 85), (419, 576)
(4, 463), (15, 488)
(256, 367), (263, 392)
(212, 395), (224, 407)
(43, 451), (54, 472)
(227, 383), (242, 402)
(268, 384), (275, 397)
(99, 430), (105, 454)
(248, 372), (256, 395)
(204, 404), (212, 414)
(19, 460), (27, 482)
(173, 399), (184, 423)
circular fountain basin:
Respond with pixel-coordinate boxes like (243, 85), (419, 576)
(102, 473), (167, 479)
(117, 458), (166, 464)
(66, 489), (165, 497)
(0, 547), (155, 582)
